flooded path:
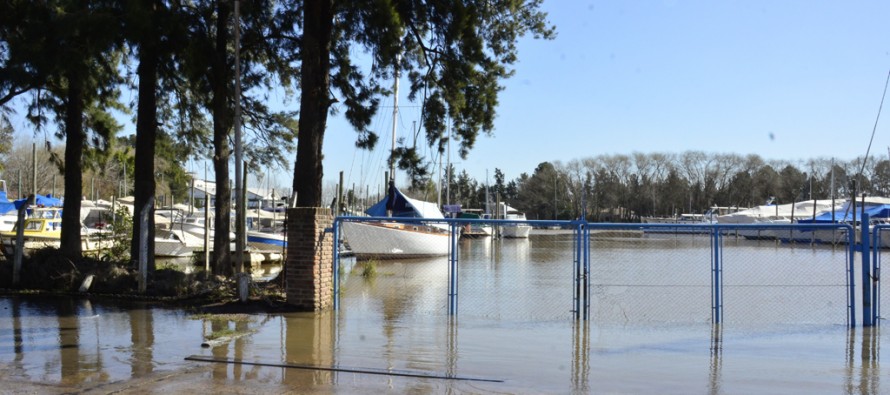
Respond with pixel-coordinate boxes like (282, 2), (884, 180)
(0, 296), (885, 393)
(0, 234), (887, 393)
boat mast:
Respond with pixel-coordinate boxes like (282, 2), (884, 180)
(446, 118), (451, 206)
(387, 52), (400, 217)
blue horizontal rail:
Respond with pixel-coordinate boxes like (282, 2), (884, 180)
(332, 216), (863, 326)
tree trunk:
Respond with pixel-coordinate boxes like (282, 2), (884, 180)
(131, 6), (158, 271)
(293, 0), (333, 207)
(60, 66), (85, 258)
(211, 0), (233, 277)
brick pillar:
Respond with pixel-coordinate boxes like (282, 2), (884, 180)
(285, 207), (333, 311)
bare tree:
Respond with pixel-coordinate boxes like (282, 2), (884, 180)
(1, 139), (64, 199)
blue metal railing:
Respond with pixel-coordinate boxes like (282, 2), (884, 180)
(332, 217), (868, 327)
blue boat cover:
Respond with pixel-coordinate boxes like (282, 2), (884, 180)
(0, 190), (13, 214)
(798, 204), (890, 223)
(11, 194), (63, 210)
(365, 187), (444, 219)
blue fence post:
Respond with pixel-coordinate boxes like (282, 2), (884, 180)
(862, 214), (873, 326)
(876, 227), (882, 325)
(573, 222), (581, 319)
(333, 218), (340, 311)
(711, 227), (722, 324)
(847, 224), (857, 328)
(448, 222), (459, 315)
(583, 222), (590, 320)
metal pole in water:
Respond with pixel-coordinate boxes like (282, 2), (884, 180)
(448, 223), (458, 315)
(874, 227), (882, 325)
(862, 213), (872, 326)
(848, 225), (857, 328)
(584, 223), (590, 320)
(711, 228), (722, 324)
(573, 222), (580, 319)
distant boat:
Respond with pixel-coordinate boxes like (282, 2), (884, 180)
(795, 196), (890, 246)
(499, 204), (532, 238)
(452, 208), (492, 238)
(247, 229), (286, 251)
(643, 206), (744, 234)
(717, 199), (844, 240)
(154, 229), (198, 258)
(246, 210), (286, 251)
(341, 186), (450, 259)
(0, 207), (113, 257)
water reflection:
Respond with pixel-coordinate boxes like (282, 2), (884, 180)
(283, 312), (336, 387)
(846, 327), (880, 394)
(127, 305), (153, 377)
(572, 320), (589, 392)
(710, 324), (722, 395)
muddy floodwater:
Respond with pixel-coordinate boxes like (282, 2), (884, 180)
(0, 233), (886, 393)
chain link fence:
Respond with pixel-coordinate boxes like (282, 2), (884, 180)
(718, 225), (852, 326)
(334, 218), (863, 327)
(588, 229), (713, 324)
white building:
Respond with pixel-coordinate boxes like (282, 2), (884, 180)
(188, 179), (285, 209)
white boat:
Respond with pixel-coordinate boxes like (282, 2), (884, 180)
(642, 206), (745, 234)
(247, 229), (286, 251)
(717, 199), (845, 240)
(0, 180), (16, 232)
(340, 61), (449, 260)
(0, 208), (115, 257)
(499, 204), (532, 238)
(341, 187), (450, 259)
(154, 229), (198, 258)
(168, 212), (236, 243)
(793, 196), (890, 246)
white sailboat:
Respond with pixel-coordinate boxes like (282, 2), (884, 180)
(341, 188), (450, 259)
(340, 57), (450, 259)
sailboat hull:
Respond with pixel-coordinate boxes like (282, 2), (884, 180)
(342, 221), (449, 259)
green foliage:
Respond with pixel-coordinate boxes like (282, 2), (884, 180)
(294, 0), (556, 204)
(357, 260), (378, 279)
(103, 207), (134, 262)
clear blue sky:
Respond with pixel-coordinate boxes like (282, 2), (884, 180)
(331, 1), (890, 194)
(8, 1), (890, 198)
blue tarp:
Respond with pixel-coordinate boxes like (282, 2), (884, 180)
(0, 190), (13, 214)
(798, 204), (890, 223)
(365, 187), (444, 219)
(35, 194), (62, 207)
(11, 194), (63, 210)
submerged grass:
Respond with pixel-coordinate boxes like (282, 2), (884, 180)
(352, 260), (378, 278)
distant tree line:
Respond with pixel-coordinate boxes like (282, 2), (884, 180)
(428, 151), (885, 222)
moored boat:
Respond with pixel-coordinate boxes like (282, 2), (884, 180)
(247, 229), (286, 251)
(154, 229), (199, 258)
(456, 209), (493, 238)
(341, 186), (449, 259)
(0, 209), (114, 257)
(499, 204), (532, 238)
(717, 199), (845, 240)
